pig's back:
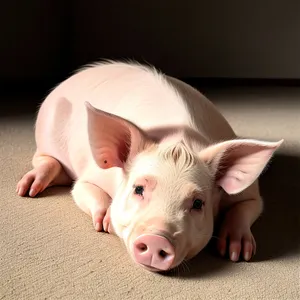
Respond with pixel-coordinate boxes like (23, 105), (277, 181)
(59, 62), (192, 129)
(36, 61), (235, 178)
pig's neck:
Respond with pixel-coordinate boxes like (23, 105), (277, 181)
(147, 126), (209, 153)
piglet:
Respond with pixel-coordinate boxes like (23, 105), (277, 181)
(17, 61), (283, 272)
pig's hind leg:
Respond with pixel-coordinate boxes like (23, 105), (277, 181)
(71, 181), (113, 233)
(17, 151), (72, 197)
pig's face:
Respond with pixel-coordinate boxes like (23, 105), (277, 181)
(110, 142), (218, 272)
(85, 102), (282, 272)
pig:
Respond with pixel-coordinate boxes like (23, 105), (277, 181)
(16, 61), (283, 272)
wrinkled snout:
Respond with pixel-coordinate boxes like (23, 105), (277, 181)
(133, 234), (175, 271)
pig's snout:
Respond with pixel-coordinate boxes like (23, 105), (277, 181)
(133, 234), (175, 271)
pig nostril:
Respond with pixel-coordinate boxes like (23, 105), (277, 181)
(137, 243), (148, 252)
(159, 250), (168, 259)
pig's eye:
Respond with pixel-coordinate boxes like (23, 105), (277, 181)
(134, 185), (144, 196)
(192, 199), (204, 210)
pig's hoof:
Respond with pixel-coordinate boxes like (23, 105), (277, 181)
(17, 157), (69, 198)
(217, 226), (256, 262)
(103, 206), (112, 233)
(91, 206), (112, 233)
(92, 207), (109, 233)
(16, 168), (51, 197)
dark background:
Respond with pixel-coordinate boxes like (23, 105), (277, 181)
(1, 0), (300, 99)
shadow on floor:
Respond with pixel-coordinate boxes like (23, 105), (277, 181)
(252, 152), (300, 261)
(34, 186), (72, 198)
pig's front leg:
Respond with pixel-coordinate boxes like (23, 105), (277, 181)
(217, 180), (263, 262)
(71, 180), (113, 233)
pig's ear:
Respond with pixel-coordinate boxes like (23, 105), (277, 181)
(199, 139), (283, 194)
(85, 102), (153, 169)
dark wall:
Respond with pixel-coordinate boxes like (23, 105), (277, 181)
(1, 0), (300, 89)
(71, 1), (300, 79)
(0, 1), (72, 85)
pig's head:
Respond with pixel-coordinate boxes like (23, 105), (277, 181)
(86, 102), (283, 272)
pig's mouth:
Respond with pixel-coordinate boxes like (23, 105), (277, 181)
(139, 264), (164, 272)
(137, 254), (186, 273)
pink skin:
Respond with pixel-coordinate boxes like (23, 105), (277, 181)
(218, 217), (256, 262)
(133, 234), (175, 271)
(103, 206), (113, 233)
(217, 196), (259, 261)
(16, 61), (283, 271)
(16, 154), (71, 197)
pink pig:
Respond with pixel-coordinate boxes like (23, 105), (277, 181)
(17, 61), (283, 272)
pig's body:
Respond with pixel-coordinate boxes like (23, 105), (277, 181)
(18, 61), (282, 272)
(36, 62), (234, 201)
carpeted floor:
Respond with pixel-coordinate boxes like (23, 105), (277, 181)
(1, 87), (299, 300)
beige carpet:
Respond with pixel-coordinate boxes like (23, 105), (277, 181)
(1, 87), (299, 300)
